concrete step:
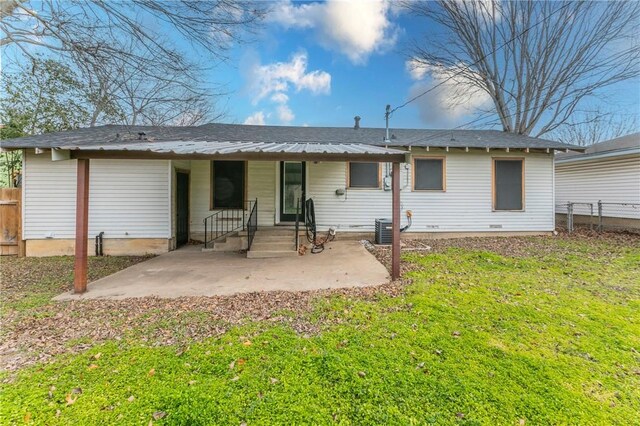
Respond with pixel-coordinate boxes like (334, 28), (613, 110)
(254, 229), (296, 237)
(247, 249), (299, 259)
(250, 241), (295, 251)
(201, 232), (247, 252)
(253, 234), (302, 243)
(213, 237), (248, 251)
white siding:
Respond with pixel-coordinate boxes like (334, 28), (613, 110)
(555, 155), (640, 219)
(189, 160), (276, 235)
(24, 151), (556, 240)
(23, 151), (171, 239)
(189, 160), (210, 234)
(248, 161), (277, 226)
(307, 150), (555, 232)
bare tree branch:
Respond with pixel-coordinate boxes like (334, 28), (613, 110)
(1, 1), (265, 79)
(405, 1), (640, 137)
(75, 40), (224, 127)
(552, 107), (639, 146)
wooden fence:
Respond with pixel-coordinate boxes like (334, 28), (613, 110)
(0, 188), (23, 256)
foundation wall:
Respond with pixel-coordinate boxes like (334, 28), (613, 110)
(26, 238), (170, 257)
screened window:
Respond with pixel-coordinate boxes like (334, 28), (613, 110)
(211, 161), (245, 209)
(413, 158), (445, 191)
(348, 162), (380, 188)
(493, 159), (524, 211)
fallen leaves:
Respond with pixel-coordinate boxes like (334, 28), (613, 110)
(65, 394), (77, 406)
(0, 253), (412, 370)
(4, 230), (634, 377)
(1, 277), (405, 372)
(148, 368), (156, 377)
(152, 411), (167, 420)
(364, 231), (640, 276)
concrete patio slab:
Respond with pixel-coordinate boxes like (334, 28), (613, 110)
(54, 241), (390, 300)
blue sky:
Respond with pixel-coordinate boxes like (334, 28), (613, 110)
(205, 1), (639, 132)
(211, 2), (428, 129)
(3, 0), (638, 133)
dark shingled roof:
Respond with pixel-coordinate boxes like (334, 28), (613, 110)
(0, 122), (581, 151)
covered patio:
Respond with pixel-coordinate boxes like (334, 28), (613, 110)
(66, 138), (407, 294)
(54, 240), (390, 300)
(2, 124), (410, 295)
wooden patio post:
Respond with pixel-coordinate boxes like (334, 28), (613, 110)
(391, 162), (400, 280)
(74, 158), (90, 293)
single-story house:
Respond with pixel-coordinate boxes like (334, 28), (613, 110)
(1, 122), (580, 290)
(555, 132), (640, 229)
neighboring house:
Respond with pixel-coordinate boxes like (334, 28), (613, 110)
(2, 122), (580, 259)
(555, 133), (640, 228)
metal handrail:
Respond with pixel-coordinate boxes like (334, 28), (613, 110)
(294, 197), (301, 251)
(204, 200), (255, 248)
(246, 198), (258, 250)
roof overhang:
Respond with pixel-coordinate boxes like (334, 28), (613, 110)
(555, 147), (640, 164)
(55, 141), (408, 163)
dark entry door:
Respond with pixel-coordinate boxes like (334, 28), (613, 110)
(279, 161), (305, 222)
(176, 172), (189, 247)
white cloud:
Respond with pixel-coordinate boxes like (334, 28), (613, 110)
(250, 51), (331, 104)
(276, 104), (295, 124)
(406, 58), (429, 81)
(244, 111), (266, 125)
(405, 61), (493, 126)
(270, 92), (289, 104)
(269, 0), (398, 64)
(246, 51), (331, 125)
(267, 1), (317, 28)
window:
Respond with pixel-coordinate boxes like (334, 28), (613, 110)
(211, 161), (245, 209)
(348, 162), (380, 188)
(413, 157), (445, 191)
(493, 158), (524, 211)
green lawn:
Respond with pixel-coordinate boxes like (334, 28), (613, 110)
(1, 235), (639, 425)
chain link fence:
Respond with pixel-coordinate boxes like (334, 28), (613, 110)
(556, 201), (640, 233)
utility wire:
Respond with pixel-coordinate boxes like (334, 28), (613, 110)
(388, 1), (573, 117)
(398, 60), (628, 147)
